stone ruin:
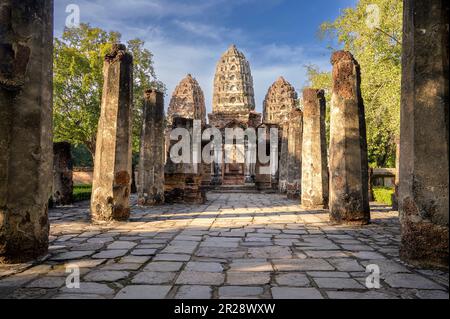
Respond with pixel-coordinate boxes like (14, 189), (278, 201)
(167, 74), (207, 127)
(212, 45), (256, 114)
(52, 142), (73, 206)
(90, 44), (133, 222)
(0, 0), (448, 271)
(286, 108), (303, 200)
(263, 77), (298, 125)
(255, 123), (281, 192)
(399, 0), (449, 268)
(263, 77), (298, 193)
(138, 89), (165, 206)
(329, 51), (370, 225)
(208, 45), (262, 185)
(164, 118), (206, 204)
(301, 89), (329, 209)
(0, 0), (53, 263)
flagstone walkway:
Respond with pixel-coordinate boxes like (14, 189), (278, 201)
(0, 193), (448, 299)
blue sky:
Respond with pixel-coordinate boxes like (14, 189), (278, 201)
(54, 0), (357, 113)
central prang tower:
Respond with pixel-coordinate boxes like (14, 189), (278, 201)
(211, 44), (256, 115)
(208, 45), (261, 185)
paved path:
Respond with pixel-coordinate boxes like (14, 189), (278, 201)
(0, 193), (448, 299)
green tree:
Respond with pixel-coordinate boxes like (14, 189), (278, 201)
(308, 0), (402, 167)
(53, 23), (165, 160)
(305, 65), (333, 143)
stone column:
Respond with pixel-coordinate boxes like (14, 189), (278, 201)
(0, 0), (53, 263)
(399, 0), (449, 268)
(301, 89), (329, 208)
(278, 125), (289, 193)
(368, 168), (375, 202)
(52, 142), (73, 206)
(286, 109), (303, 200)
(329, 51), (370, 225)
(138, 89), (165, 206)
(165, 118), (206, 204)
(91, 44), (133, 222)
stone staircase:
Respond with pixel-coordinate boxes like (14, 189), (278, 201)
(209, 184), (261, 194)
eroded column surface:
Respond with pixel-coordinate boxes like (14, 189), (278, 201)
(286, 109), (303, 200)
(329, 51), (370, 225)
(0, 0), (53, 263)
(278, 125), (289, 193)
(399, 0), (449, 268)
(301, 89), (329, 208)
(52, 142), (73, 206)
(91, 44), (133, 222)
(138, 89), (165, 206)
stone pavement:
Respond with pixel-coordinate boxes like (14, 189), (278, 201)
(0, 193), (448, 299)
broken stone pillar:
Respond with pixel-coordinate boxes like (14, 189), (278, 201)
(52, 142), (73, 206)
(368, 167), (375, 202)
(278, 125), (289, 193)
(301, 89), (329, 208)
(286, 109), (303, 200)
(91, 44), (133, 222)
(329, 51), (370, 225)
(165, 118), (206, 204)
(255, 123), (280, 192)
(138, 89), (165, 206)
(399, 0), (449, 268)
(0, 0), (53, 263)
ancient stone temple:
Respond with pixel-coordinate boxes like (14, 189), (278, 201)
(263, 77), (298, 125)
(301, 89), (329, 209)
(138, 90), (165, 206)
(0, 0), (53, 263)
(286, 109), (303, 200)
(52, 142), (73, 206)
(212, 45), (256, 115)
(209, 45), (261, 185)
(91, 44), (133, 222)
(165, 118), (206, 204)
(399, 0), (449, 268)
(263, 77), (298, 193)
(167, 74), (207, 126)
(329, 51), (370, 225)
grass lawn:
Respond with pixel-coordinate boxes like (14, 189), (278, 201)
(373, 186), (394, 206)
(73, 184), (92, 202)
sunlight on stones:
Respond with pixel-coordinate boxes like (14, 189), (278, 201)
(0, 0), (448, 301)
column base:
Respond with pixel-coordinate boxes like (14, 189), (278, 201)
(400, 219), (449, 270)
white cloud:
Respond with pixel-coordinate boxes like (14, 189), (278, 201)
(173, 20), (245, 43)
(54, 0), (332, 117)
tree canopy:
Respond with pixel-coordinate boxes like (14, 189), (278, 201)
(307, 0), (402, 167)
(53, 24), (165, 159)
